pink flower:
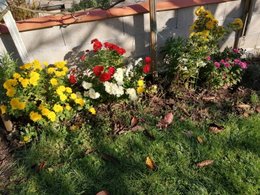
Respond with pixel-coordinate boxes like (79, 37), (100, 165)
(224, 62), (230, 68)
(214, 61), (221, 68)
(206, 56), (211, 61)
(220, 59), (225, 64)
(234, 59), (241, 64)
(239, 62), (248, 69)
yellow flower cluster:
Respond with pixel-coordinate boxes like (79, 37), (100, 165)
(47, 61), (68, 77)
(29, 111), (42, 122)
(136, 79), (145, 94)
(230, 18), (243, 30)
(88, 107), (96, 115)
(190, 6), (220, 42)
(10, 98), (26, 110)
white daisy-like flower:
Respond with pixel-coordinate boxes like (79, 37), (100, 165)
(82, 81), (93, 90)
(126, 88), (138, 101)
(88, 88), (100, 99)
(104, 82), (124, 97)
(113, 68), (125, 85)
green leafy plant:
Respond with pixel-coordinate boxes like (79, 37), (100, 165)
(201, 47), (248, 89)
(161, 6), (244, 89)
(0, 56), (91, 126)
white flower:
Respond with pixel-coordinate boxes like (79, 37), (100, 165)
(104, 82), (124, 97)
(82, 81), (92, 90)
(88, 88), (100, 99)
(126, 88), (138, 101)
(113, 68), (125, 85)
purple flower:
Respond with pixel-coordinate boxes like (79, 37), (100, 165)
(214, 61), (221, 68)
(239, 62), (248, 69)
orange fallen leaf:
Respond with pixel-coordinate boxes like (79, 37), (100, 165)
(157, 112), (174, 129)
(145, 156), (157, 170)
(196, 160), (214, 168)
(96, 190), (109, 195)
(130, 116), (139, 127)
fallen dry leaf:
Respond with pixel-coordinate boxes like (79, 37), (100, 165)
(237, 103), (251, 110)
(209, 123), (224, 134)
(96, 190), (109, 195)
(197, 136), (204, 144)
(196, 160), (214, 168)
(130, 125), (144, 132)
(145, 156), (157, 170)
(130, 116), (139, 127)
(202, 96), (216, 101)
(157, 112), (174, 129)
(255, 106), (260, 113)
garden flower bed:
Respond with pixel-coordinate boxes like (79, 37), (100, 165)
(0, 6), (260, 194)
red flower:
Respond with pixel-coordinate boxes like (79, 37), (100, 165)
(145, 56), (151, 64)
(104, 42), (113, 49)
(116, 47), (126, 55)
(93, 65), (104, 77)
(80, 54), (86, 61)
(108, 66), (115, 76)
(143, 64), (151, 74)
(91, 38), (98, 44)
(99, 72), (111, 82)
(69, 74), (77, 84)
(93, 41), (102, 52)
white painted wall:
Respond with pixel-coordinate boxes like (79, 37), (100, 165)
(1, 0), (260, 64)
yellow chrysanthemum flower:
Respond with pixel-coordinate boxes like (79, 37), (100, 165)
(62, 67), (69, 73)
(20, 78), (30, 88)
(6, 88), (16, 97)
(56, 85), (66, 95)
(47, 67), (55, 74)
(88, 107), (96, 115)
(53, 104), (63, 113)
(59, 93), (67, 102)
(50, 78), (58, 86)
(137, 80), (144, 87)
(137, 86), (145, 94)
(32, 60), (42, 70)
(47, 111), (56, 122)
(29, 111), (42, 122)
(195, 6), (205, 16)
(65, 104), (71, 111)
(20, 63), (32, 70)
(54, 71), (62, 77)
(75, 98), (84, 107)
(70, 93), (77, 100)
(22, 135), (31, 143)
(13, 72), (21, 79)
(3, 79), (17, 89)
(41, 108), (50, 116)
(0, 105), (7, 115)
(17, 101), (26, 110)
(54, 61), (66, 69)
(65, 87), (72, 94)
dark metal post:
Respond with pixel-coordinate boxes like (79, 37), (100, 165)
(149, 0), (157, 73)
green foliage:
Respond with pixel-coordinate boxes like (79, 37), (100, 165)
(250, 91), (259, 106)
(8, 0), (39, 21)
(69, 0), (111, 11)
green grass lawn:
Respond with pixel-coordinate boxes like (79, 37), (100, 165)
(4, 107), (260, 194)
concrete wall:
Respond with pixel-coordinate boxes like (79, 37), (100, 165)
(1, 0), (260, 64)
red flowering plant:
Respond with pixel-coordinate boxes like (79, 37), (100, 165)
(68, 39), (152, 103)
(199, 47), (248, 89)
